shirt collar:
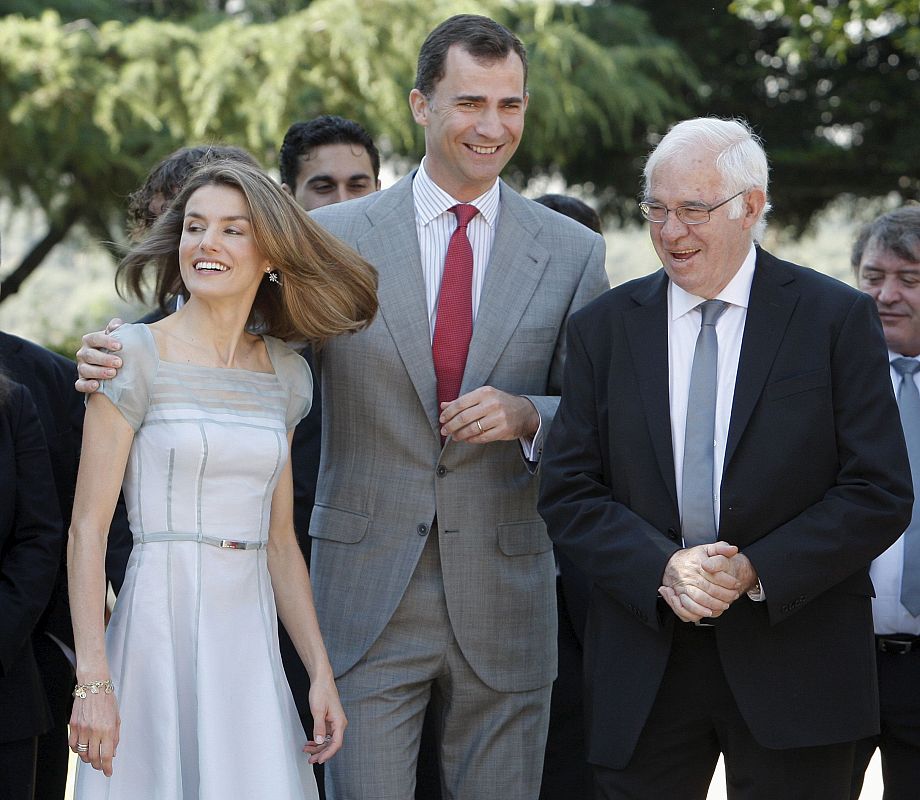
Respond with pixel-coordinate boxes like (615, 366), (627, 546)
(670, 244), (758, 321)
(412, 157), (500, 229)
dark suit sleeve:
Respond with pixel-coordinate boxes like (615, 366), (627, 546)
(290, 346), (321, 562)
(539, 315), (678, 631)
(742, 291), (913, 622)
(0, 384), (64, 675)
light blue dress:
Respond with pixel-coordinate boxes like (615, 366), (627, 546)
(75, 323), (318, 800)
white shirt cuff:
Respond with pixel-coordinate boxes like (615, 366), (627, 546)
(747, 578), (766, 602)
(519, 416), (544, 463)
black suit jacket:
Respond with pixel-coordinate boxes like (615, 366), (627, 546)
(539, 248), (913, 769)
(0, 380), (63, 742)
(0, 333), (133, 634)
(0, 333), (83, 649)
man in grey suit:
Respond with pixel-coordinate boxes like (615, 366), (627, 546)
(75, 14), (607, 798)
(305, 15), (607, 798)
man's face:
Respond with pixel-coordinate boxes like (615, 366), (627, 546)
(857, 237), (920, 357)
(409, 45), (528, 202)
(284, 143), (379, 211)
(647, 156), (764, 299)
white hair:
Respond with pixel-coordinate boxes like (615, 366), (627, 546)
(643, 117), (772, 241)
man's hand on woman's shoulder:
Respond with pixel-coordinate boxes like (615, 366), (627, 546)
(75, 318), (125, 393)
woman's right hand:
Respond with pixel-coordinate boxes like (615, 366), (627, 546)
(304, 672), (347, 765)
(69, 682), (121, 777)
(75, 319), (125, 393)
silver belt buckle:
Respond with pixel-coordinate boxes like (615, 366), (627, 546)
(219, 539), (244, 550)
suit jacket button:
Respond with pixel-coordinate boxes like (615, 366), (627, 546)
(436, 466), (447, 477)
(417, 523), (429, 536)
(667, 527), (680, 542)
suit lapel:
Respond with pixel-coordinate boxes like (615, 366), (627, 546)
(624, 271), (679, 510)
(356, 175), (440, 433)
(460, 185), (550, 394)
(724, 250), (799, 469)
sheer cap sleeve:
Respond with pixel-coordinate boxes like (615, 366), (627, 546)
(264, 337), (313, 429)
(94, 324), (157, 430)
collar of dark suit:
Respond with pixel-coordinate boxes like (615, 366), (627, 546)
(0, 331), (25, 356)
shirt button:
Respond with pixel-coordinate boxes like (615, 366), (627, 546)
(417, 523), (429, 536)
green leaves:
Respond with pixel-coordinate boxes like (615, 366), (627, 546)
(0, 0), (695, 302)
(731, 0), (920, 62)
(0, 1), (692, 232)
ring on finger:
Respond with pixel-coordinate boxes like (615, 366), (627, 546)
(76, 743), (89, 753)
(476, 419), (484, 434)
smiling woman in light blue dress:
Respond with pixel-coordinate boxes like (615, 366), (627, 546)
(66, 161), (377, 799)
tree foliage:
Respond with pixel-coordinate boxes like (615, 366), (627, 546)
(731, 0), (920, 61)
(628, 0), (919, 232)
(0, 0), (315, 25)
(0, 0), (692, 300)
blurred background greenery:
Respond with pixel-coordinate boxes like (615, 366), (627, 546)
(1, 0), (917, 356)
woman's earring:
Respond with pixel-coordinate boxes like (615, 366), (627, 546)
(267, 269), (281, 285)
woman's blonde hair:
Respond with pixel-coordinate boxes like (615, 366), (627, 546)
(117, 160), (378, 344)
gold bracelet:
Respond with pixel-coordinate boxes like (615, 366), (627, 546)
(73, 679), (115, 699)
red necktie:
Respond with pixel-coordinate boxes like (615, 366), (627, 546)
(432, 203), (478, 411)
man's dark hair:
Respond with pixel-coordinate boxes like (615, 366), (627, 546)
(279, 115), (380, 189)
(535, 194), (602, 234)
(851, 205), (920, 274)
(414, 14), (528, 98)
(127, 145), (259, 239)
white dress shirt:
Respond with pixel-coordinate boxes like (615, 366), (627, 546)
(669, 245), (757, 539)
(412, 160), (541, 457)
(870, 352), (920, 635)
(413, 158), (501, 336)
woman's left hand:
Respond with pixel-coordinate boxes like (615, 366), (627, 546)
(303, 673), (347, 764)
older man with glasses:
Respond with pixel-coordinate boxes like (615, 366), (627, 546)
(539, 117), (912, 800)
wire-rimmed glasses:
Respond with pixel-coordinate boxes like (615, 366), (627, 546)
(639, 190), (745, 225)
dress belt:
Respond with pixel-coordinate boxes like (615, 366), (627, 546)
(133, 531), (267, 550)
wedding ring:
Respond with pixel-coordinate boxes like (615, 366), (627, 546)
(77, 743), (89, 752)
(476, 420), (484, 434)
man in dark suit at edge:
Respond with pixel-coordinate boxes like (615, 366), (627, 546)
(850, 206), (920, 800)
(0, 332), (131, 800)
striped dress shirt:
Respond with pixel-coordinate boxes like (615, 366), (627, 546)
(411, 159), (540, 457)
(412, 158), (501, 338)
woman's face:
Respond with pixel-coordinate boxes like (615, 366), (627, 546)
(178, 184), (271, 304)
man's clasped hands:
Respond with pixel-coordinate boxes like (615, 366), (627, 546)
(659, 543), (758, 623)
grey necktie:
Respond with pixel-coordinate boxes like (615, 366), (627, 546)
(681, 300), (728, 547)
(891, 357), (920, 616)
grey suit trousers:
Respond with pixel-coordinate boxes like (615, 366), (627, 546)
(325, 531), (551, 800)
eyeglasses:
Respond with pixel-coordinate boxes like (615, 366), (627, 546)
(638, 190), (745, 225)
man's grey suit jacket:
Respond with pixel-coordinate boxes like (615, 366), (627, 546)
(308, 173), (608, 692)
